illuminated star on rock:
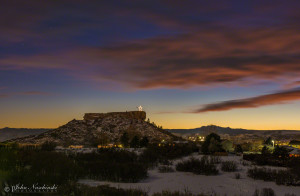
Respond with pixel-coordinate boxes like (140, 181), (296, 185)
(138, 105), (143, 111)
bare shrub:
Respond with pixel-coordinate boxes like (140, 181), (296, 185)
(235, 173), (241, 179)
(221, 161), (237, 172)
(210, 156), (221, 164)
(176, 156), (219, 175)
(253, 188), (276, 196)
(158, 165), (175, 173)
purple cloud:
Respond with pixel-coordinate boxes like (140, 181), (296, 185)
(193, 87), (300, 113)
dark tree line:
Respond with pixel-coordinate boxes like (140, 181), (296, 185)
(120, 132), (149, 148)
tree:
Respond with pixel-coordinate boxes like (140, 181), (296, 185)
(273, 145), (289, 159)
(130, 136), (140, 148)
(222, 140), (234, 152)
(41, 141), (57, 151)
(92, 132), (110, 147)
(201, 133), (223, 154)
(261, 146), (270, 155)
(98, 133), (110, 146)
(121, 132), (129, 147)
(264, 137), (273, 146)
(235, 144), (243, 154)
(140, 136), (149, 147)
(208, 138), (223, 153)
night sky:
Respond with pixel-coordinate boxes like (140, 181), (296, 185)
(1, 0), (300, 130)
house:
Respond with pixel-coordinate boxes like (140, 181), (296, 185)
(289, 140), (300, 149)
(289, 148), (300, 157)
(97, 143), (123, 148)
(69, 145), (83, 149)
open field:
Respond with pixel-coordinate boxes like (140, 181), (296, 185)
(80, 154), (300, 196)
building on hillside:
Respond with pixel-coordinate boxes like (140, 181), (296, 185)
(186, 135), (205, 142)
(289, 148), (300, 157)
(97, 143), (123, 148)
(289, 140), (300, 149)
(69, 145), (83, 149)
(275, 140), (290, 146)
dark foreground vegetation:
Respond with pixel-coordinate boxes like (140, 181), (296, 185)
(243, 148), (300, 186)
(247, 167), (300, 186)
(221, 161), (238, 172)
(176, 156), (219, 175)
(140, 143), (198, 167)
(0, 142), (197, 195)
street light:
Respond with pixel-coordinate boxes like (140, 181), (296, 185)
(272, 140), (274, 148)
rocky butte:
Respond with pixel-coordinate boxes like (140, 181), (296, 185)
(9, 111), (177, 146)
(83, 111), (146, 121)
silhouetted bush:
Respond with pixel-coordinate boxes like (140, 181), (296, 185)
(176, 156), (218, 175)
(3, 147), (149, 188)
(201, 133), (224, 154)
(139, 143), (197, 167)
(243, 154), (300, 169)
(158, 165), (175, 173)
(221, 161), (237, 172)
(41, 141), (57, 151)
(253, 188), (276, 196)
(152, 190), (210, 196)
(241, 160), (249, 166)
(59, 183), (148, 196)
(74, 149), (147, 182)
(247, 167), (299, 186)
(284, 194), (297, 196)
(210, 156), (222, 164)
(6, 151), (81, 187)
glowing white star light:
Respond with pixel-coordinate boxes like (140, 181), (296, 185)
(137, 105), (143, 111)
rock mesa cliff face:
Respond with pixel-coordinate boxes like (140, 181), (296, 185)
(83, 111), (146, 121)
(10, 111), (176, 146)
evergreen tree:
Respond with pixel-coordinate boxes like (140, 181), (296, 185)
(273, 145), (289, 159)
(201, 133), (223, 154)
(235, 144), (243, 154)
(264, 137), (273, 146)
(120, 132), (129, 147)
(261, 146), (270, 155)
(41, 141), (57, 151)
(140, 136), (149, 147)
(130, 136), (140, 148)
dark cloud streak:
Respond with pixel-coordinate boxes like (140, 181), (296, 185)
(193, 87), (300, 113)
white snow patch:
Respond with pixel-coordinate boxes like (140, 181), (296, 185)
(79, 155), (300, 196)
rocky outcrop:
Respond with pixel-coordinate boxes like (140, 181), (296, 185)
(9, 111), (177, 146)
(84, 111), (146, 121)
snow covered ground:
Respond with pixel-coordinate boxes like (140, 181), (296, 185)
(79, 154), (300, 196)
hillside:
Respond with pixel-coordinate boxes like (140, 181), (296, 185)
(168, 125), (300, 139)
(0, 128), (50, 142)
(8, 111), (178, 146)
